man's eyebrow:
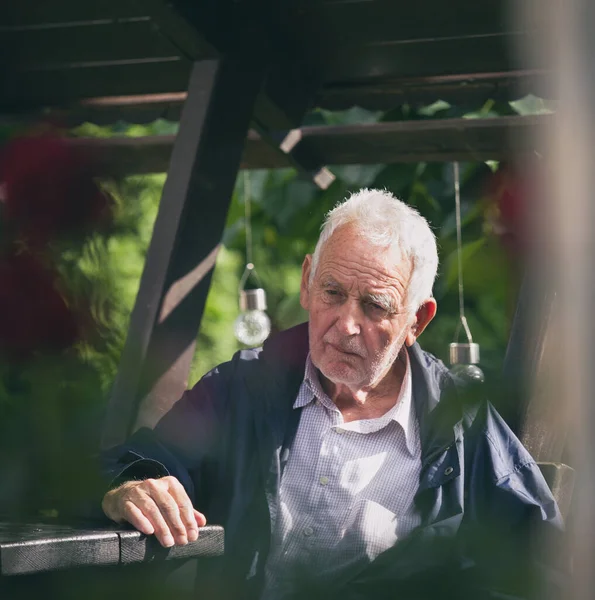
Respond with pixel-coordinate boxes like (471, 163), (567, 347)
(364, 292), (397, 313)
(320, 277), (343, 289)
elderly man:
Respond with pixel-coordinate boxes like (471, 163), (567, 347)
(102, 189), (561, 600)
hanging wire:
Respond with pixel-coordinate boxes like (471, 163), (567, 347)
(239, 172), (262, 291)
(243, 171), (253, 267)
(453, 162), (474, 344)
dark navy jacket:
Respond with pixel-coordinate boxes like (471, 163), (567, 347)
(103, 323), (564, 600)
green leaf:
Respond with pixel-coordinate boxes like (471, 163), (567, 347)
(417, 100), (451, 117)
(509, 94), (554, 116)
(443, 238), (487, 291)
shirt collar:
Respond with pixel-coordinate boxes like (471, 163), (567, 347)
(294, 350), (416, 454)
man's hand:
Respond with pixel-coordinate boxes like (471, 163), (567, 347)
(102, 476), (207, 548)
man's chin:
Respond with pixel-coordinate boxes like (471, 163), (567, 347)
(318, 362), (365, 386)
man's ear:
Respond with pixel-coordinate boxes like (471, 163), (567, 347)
(300, 255), (313, 311)
(405, 298), (437, 347)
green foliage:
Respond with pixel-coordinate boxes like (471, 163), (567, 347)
(0, 95), (531, 513)
(188, 246), (244, 383)
(77, 104), (519, 382)
(220, 158), (513, 373)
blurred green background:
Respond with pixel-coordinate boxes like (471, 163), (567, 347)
(0, 96), (548, 514)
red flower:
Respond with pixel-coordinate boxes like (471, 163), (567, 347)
(0, 252), (80, 360)
(0, 135), (112, 246)
(487, 164), (529, 258)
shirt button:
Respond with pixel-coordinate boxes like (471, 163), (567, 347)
(444, 466), (454, 476)
(319, 476), (329, 486)
(335, 428), (346, 435)
(303, 526), (314, 537)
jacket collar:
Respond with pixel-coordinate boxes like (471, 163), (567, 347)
(247, 324), (470, 499)
(244, 324), (309, 530)
(255, 323), (468, 450)
(407, 342), (464, 467)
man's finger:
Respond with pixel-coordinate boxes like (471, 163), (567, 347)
(194, 509), (207, 528)
(165, 477), (200, 541)
(144, 479), (188, 546)
(134, 492), (176, 547)
(122, 500), (155, 536)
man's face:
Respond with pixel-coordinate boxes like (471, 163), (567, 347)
(300, 224), (425, 390)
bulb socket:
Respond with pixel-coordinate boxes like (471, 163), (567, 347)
(240, 288), (267, 312)
(449, 342), (480, 365)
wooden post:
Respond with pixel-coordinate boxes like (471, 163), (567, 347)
(101, 56), (265, 449)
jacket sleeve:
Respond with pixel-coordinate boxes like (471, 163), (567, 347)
(462, 403), (567, 600)
(323, 401), (567, 600)
(100, 356), (236, 505)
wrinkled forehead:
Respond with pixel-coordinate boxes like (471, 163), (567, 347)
(319, 223), (410, 274)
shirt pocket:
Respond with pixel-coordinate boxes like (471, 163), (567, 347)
(339, 498), (399, 562)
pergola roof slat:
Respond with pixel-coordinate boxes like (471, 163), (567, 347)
(73, 114), (549, 176)
(1, 20), (180, 70)
(0, 0), (148, 27)
(315, 34), (532, 83)
(292, 2), (508, 42)
(1, 0), (551, 171)
(1, 60), (192, 110)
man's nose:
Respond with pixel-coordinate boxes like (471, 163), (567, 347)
(335, 301), (361, 336)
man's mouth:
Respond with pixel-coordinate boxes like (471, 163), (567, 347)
(326, 341), (364, 358)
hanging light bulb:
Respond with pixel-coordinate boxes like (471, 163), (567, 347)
(450, 343), (485, 383)
(449, 162), (485, 384)
(233, 173), (271, 346)
(234, 282), (271, 346)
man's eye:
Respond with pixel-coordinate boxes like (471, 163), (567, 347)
(366, 301), (388, 314)
(325, 289), (340, 297)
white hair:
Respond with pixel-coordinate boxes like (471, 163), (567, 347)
(309, 188), (438, 311)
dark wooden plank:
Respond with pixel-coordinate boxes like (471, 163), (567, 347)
(38, 69), (549, 127)
(1, 20), (180, 70)
(62, 93), (187, 126)
(0, 59), (193, 111)
(316, 34), (534, 82)
(71, 114), (551, 175)
(290, 0), (511, 45)
(316, 71), (552, 111)
(0, 521), (224, 576)
(0, 522), (119, 575)
(100, 60), (220, 447)
(130, 53), (267, 434)
(299, 115), (548, 164)
(119, 525), (224, 564)
(72, 135), (179, 177)
(140, 0), (218, 60)
(242, 130), (295, 170)
(0, 0), (147, 26)
(102, 54), (266, 447)
(73, 131), (291, 175)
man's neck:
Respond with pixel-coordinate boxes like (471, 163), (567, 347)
(319, 357), (407, 423)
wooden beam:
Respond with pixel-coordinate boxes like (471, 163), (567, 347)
(38, 70), (550, 127)
(297, 115), (549, 164)
(317, 71), (552, 111)
(316, 34), (534, 83)
(290, 0), (517, 43)
(0, 0), (147, 27)
(0, 20), (181, 70)
(136, 0), (218, 61)
(75, 114), (552, 175)
(0, 59), (193, 111)
(101, 54), (266, 448)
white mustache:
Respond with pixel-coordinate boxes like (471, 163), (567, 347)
(323, 335), (367, 358)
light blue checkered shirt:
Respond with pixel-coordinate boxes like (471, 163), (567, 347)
(261, 351), (422, 598)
